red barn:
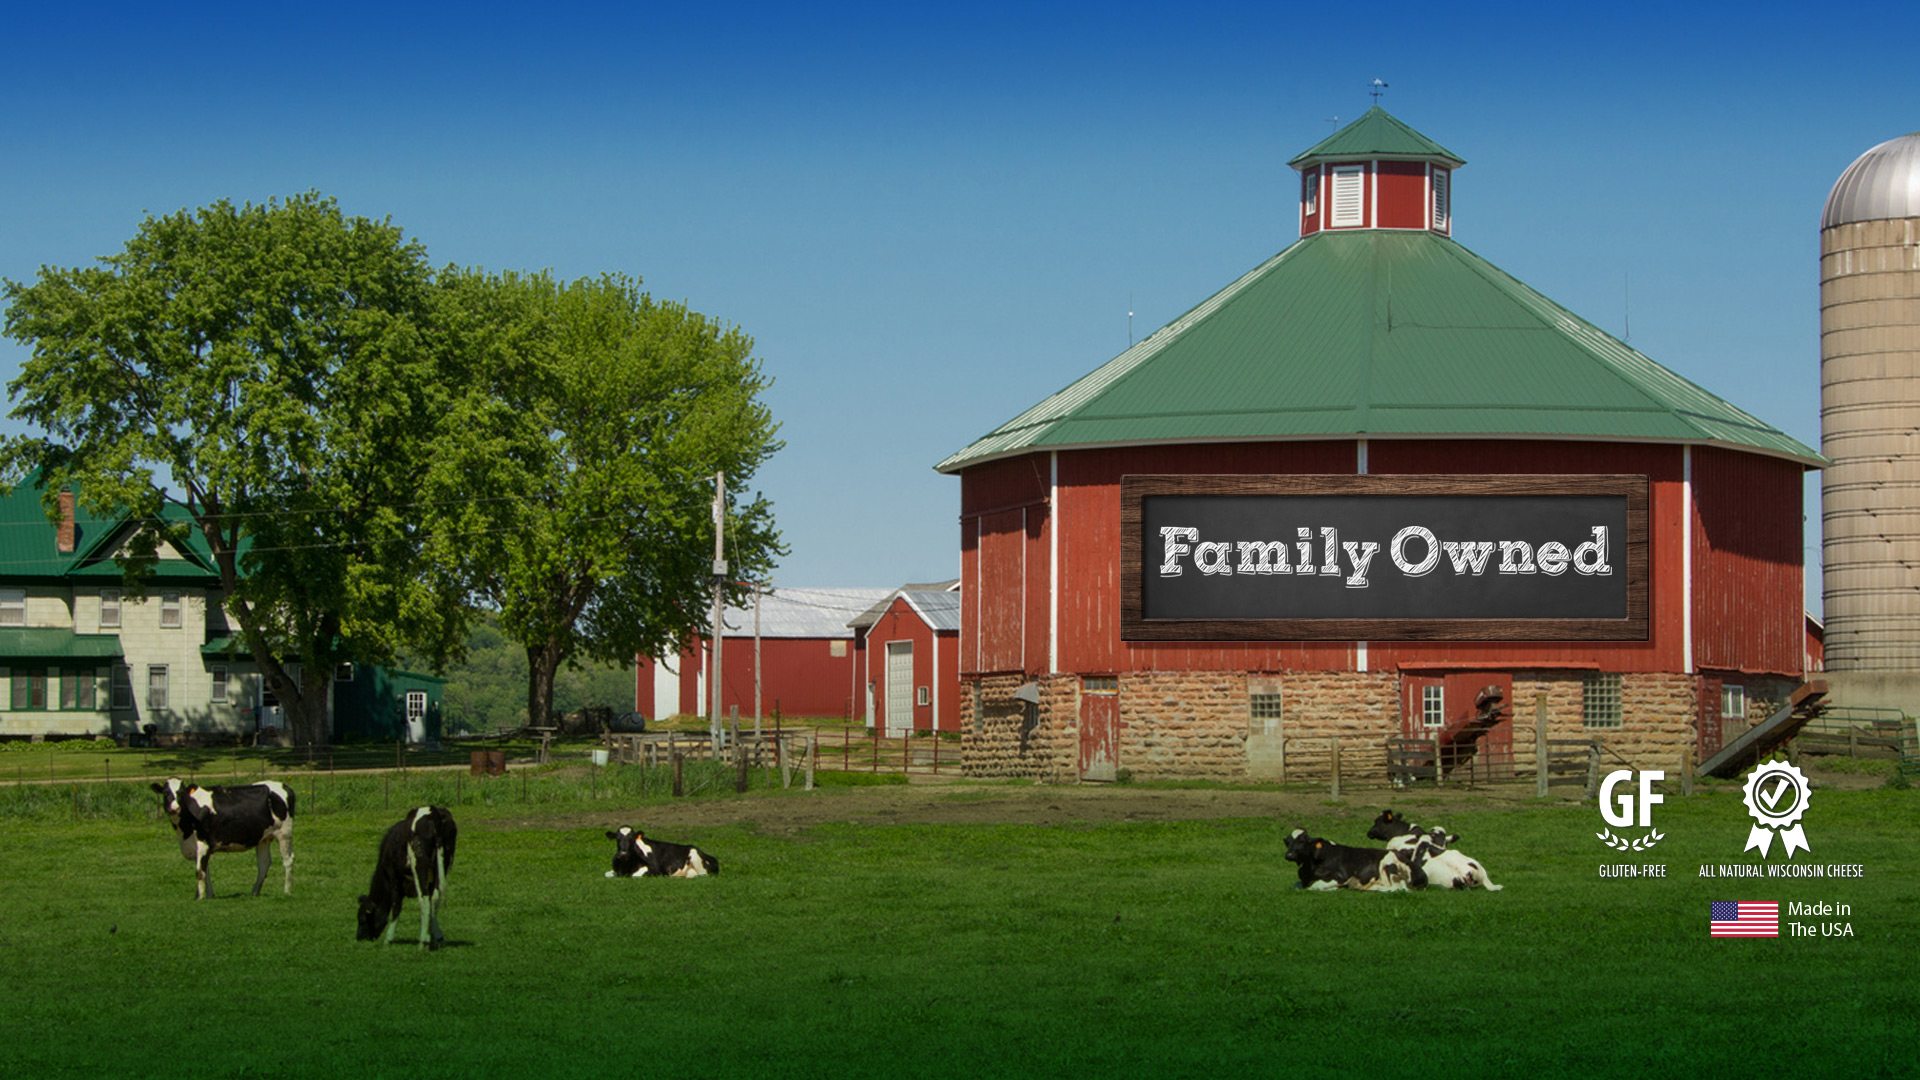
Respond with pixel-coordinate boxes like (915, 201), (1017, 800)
(848, 584), (961, 735)
(636, 587), (890, 723)
(936, 107), (1823, 781)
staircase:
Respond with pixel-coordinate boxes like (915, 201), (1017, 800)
(1696, 679), (1828, 779)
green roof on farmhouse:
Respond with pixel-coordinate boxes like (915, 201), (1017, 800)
(0, 628), (124, 659)
(0, 477), (220, 583)
(1288, 106), (1465, 168)
(936, 229), (1822, 474)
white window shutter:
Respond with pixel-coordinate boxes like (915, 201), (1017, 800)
(1330, 165), (1365, 227)
(1431, 168), (1450, 231)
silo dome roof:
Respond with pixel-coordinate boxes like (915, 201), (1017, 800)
(1823, 132), (1920, 228)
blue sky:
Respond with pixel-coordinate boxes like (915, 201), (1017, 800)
(3, 2), (1913, 612)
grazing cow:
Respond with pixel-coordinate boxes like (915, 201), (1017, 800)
(604, 826), (719, 878)
(357, 806), (458, 950)
(1390, 827), (1504, 892)
(1283, 828), (1421, 892)
(150, 778), (295, 900)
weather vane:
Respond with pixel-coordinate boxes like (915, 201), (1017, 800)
(1369, 78), (1388, 103)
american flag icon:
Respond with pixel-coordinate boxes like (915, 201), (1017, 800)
(1710, 901), (1779, 937)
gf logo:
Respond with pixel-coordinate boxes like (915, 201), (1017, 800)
(1596, 769), (1666, 851)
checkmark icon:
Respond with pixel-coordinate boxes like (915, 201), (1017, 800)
(1759, 777), (1792, 811)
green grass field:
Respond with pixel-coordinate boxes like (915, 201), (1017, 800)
(0, 777), (1911, 1079)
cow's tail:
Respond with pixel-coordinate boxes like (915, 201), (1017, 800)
(1473, 860), (1502, 891)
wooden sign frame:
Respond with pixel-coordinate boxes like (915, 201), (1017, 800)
(1120, 474), (1649, 641)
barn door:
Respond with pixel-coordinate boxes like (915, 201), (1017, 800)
(1079, 677), (1118, 781)
(1444, 673), (1514, 780)
(884, 642), (914, 737)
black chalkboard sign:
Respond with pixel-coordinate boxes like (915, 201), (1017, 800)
(1120, 475), (1649, 641)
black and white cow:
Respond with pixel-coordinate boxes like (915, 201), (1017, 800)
(357, 806), (458, 950)
(1365, 809), (1430, 843)
(1388, 826), (1503, 891)
(1283, 828), (1421, 892)
(150, 778), (295, 900)
(604, 826), (719, 878)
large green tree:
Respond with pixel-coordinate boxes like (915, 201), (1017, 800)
(1, 193), (464, 746)
(433, 270), (782, 731)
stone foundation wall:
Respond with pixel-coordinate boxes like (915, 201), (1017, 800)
(962, 667), (1706, 783)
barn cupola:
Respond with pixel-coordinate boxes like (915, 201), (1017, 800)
(1290, 106), (1465, 237)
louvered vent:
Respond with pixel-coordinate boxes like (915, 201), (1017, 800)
(1431, 168), (1450, 231)
(1329, 165), (1365, 227)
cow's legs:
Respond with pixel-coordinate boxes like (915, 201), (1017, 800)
(195, 846), (212, 900)
(278, 822), (295, 895)
(408, 856), (431, 949)
(381, 904), (400, 944)
(428, 847), (447, 948)
(252, 841), (271, 896)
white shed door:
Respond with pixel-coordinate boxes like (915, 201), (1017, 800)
(884, 641), (914, 737)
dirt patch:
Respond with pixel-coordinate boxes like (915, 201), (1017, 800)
(510, 778), (1577, 835)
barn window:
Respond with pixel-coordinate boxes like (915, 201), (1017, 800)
(916, 686), (930, 707)
(99, 589), (121, 629)
(1329, 165), (1365, 226)
(1720, 684), (1746, 720)
(1583, 673), (1623, 729)
(111, 666), (132, 710)
(1421, 684), (1446, 728)
(211, 666), (229, 704)
(0, 588), (24, 627)
(1249, 692), (1283, 737)
(405, 691), (428, 722)
(1431, 167), (1450, 231)
(1302, 168), (1320, 216)
(1083, 676), (1118, 693)
(830, 640), (848, 658)
(159, 592), (182, 629)
(147, 665), (169, 710)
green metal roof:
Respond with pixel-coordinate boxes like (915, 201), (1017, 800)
(937, 230), (1823, 473)
(0, 628), (124, 659)
(0, 479), (220, 584)
(1288, 106), (1465, 169)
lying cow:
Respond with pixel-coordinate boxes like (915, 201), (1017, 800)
(1365, 809), (1442, 844)
(150, 778), (295, 900)
(1284, 828), (1420, 892)
(1388, 826), (1503, 892)
(358, 806), (458, 950)
(604, 826), (719, 878)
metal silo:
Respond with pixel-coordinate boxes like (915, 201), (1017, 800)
(1821, 131), (1920, 672)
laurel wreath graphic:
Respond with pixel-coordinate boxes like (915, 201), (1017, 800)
(1595, 828), (1665, 851)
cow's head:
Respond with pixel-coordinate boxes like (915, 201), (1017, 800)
(1283, 828), (1317, 865)
(1421, 826), (1458, 850)
(1365, 809), (1409, 840)
(151, 778), (188, 830)
(606, 827), (654, 877)
(356, 894), (389, 941)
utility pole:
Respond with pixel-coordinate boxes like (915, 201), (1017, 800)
(710, 470), (726, 758)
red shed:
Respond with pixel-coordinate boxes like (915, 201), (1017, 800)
(636, 586), (890, 723)
(937, 107), (1823, 782)
(849, 585), (961, 735)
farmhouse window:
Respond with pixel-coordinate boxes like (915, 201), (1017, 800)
(111, 666), (132, 710)
(60, 668), (92, 710)
(99, 589), (121, 628)
(1421, 684), (1446, 728)
(12, 669), (47, 710)
(211, 666), (229, 705)
(1583, 673), (1623, 729)
(159, 592), (182, 629)
(337, 663), (355, 682)
(148, 665), (169, 710)
(0, 588), (24, 627)
(74, 669), (96, 710)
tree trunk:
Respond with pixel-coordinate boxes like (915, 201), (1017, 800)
(527, 642), (564, 732)
(289, 664), (334, 748)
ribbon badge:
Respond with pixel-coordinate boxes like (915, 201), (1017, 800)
(1741, 761), (1812, 858)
